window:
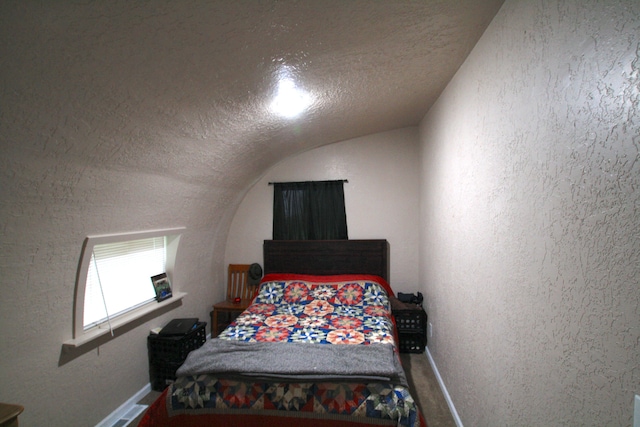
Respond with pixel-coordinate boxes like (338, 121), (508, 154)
(272, 180), (348, 240)
(83, 236), (166, 329)
(68, 227), (185, 346)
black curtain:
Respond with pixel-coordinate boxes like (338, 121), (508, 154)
(273, 180), (348, 240)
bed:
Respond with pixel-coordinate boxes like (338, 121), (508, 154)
(139, 239), (426, 427)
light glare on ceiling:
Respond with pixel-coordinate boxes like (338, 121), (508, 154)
(270, 78), (312, 118)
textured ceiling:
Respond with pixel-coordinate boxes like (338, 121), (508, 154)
(2, 1), (504, 187)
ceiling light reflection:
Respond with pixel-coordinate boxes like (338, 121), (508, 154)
(270, 78), (312, 118)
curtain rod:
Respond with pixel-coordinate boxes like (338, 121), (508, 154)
(268, 179), (348, 186)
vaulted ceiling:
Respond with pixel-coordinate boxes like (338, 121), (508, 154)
(2, 1), (504, 191)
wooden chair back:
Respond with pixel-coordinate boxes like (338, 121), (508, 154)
(227, 264), (253, 300)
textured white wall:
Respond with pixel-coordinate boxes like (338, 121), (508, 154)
(225, 127), (421, 291)
(0, 120), (234, 425)
(0, 6), (247, 426)
(419, 0), (640, 425)
(0, 147), (231, 425)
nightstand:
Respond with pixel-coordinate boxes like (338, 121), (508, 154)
(390, 296), (427, 353)
(211, 264), (260, 337)
(211, 298), (252, 337)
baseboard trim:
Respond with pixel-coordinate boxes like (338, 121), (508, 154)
(95, 383), (151, 427)
(97, 331), (212, 427)
(425, 346), (464, 427)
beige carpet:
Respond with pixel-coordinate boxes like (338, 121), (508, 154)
(401, 352), (457, 427)
(134, 351), (456, 427)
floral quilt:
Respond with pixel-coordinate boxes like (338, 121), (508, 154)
(140, 274), (425, 427)
(218, 275), (396, 346)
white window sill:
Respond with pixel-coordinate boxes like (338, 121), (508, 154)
(63, 292), (186, 348)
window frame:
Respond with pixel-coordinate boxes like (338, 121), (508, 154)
(66, 227), (186, 347)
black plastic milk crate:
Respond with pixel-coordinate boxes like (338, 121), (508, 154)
(398, 332), (427, 354)
(147, 322), (207, 364)
(149, 361), (183, 391)
(393, 308), (427, 335)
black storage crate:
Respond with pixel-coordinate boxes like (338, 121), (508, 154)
(149, 361), (183, 391)
(148, 322), (206, 391)
(392, 305), (427, 353)
(148, 322), (206, 363)
(394, 308), (427, 335)
(398, 332), (427, 353)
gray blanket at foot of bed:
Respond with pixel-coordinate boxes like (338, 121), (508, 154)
(176, 339), (408, 386)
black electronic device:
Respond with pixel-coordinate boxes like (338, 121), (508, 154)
(159, 318), (199, 336)
(397, 291), (423, 306)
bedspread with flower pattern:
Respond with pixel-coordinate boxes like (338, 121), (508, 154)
(218, 276), (396, 346)
(147, 275), (425, 427)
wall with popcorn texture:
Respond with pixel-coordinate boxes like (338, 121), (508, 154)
(2, 0), (638, 425)
(419, 0), (640, 425)
(225, 127), (421, 292)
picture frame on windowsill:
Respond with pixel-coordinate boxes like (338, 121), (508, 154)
(151, 273), (173, 302)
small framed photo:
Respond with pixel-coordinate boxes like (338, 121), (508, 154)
(151, 273), (172, 302)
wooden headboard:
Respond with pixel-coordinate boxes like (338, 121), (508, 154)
(263, 240), (389, 282)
